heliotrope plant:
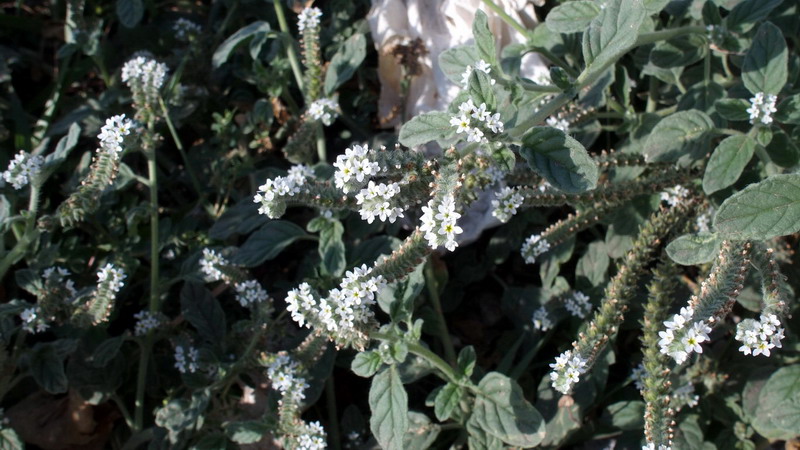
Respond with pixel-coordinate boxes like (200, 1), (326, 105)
(1, 0), (799, 449)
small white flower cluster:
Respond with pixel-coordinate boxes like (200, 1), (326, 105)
(642, 443), (671, 450)
(298, 7), (323, 32)
(695, 207), (714, 233)
(546, 115), (570, 133)
(234, 280), (269, 307)
(460, 59), (495, 87)
(286, 266), (386, 340)
(97, 263), (126, 293)
(521, 234), (550, 264)
(254, 164), (315, 218)
(565, 291), (592, 319)
(355, 181), (405, 224)
(630, 363), (646, 391)
(97, 114), (134, 159)
(296, 421), (327, 450)
(657, 307), (712, 364)
(491, 186), (524, 223)
(672, 382), (699, 410)
(121, 56), (169, 107)
(420, 194), (463, 251)
(174, 345), (200, 374)
(735, 313), (785, 357)
(200, 248), (229, 282)
(333, 144), (381, 193)
(266, 354), (309, 404)
(549, 349), (588, 394)
(659, 185), (689, 207)
(133, 310), (162, 336)
(449, 99), (504, 143)
(42, 266), (78, 298)
(3, 151), (43, 190)
(308, 98), (340, 126)
(173, 18), (201, 41)
(19, 307), (49, 333)
(532, 306), (552, 332)
(747, 92), (777, 125)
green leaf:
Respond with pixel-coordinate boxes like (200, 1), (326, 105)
(742, 22), (787, 96)
(377, 261), (425, 321)
(715, 98), (751, 121)
(752, 365), (800, 439)
(714, 174), (800, 240)
(472, 372), (546, 447)
(472, 10), (497, 65)
(604, 400), (645, 431)
(89, 335), (124, 368)
(27, 339), (78, 394)
(324, 33), (367, 96)
(225, 421), (270, 444)
(725, 0), (783, 33)
(180, 281), (226, 345)
(116, 0), (144, 28)
(519, 126), (599, 193)
(209, 200), (269, 240)
(576, 241), (609, 286)
(775, 94), (800, 124)
(546, 1), (601, 34)
(0, 428), (23, 450)
(765, 131), (800, 167)
(468, 69), (497, 112)
(666, 232), (722, 265)
(457, 346), (477, 377)
(43, 122), (81, 176)
(369, 366), (409, 450)
(309, 217), (346, 277)
(650, 34), (708, 68)
(352, 350), (383, 378)
(212, 22), (272, 68)
(398, 111), (454, 148)
(581, 0), (646, 80)
(643, 0), (669, 14)
(434, 383), (463, 421)
(703, 135), (756, 194)
(232, 221), (307, 267)
(404, 412), (441, 449)
(643, 110), (714, 164)
(439, 45), (479, 85)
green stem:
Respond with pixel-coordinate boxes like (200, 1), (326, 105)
(371, 332), (468, 390)
(479, 0), (529, 37)
(0, 184), (41, 281)
(508, 93), (572, 138)
(133, 333), (154, 430)
(315, 122), (327, 162)
(647, 77), (659, 113)
(535, 48), (580, 79)
(112, 393), (136, 430)
(634, 26), (706, 48)
(158, 96), (203, 197)
(147, 151), (160, 313)
(425, 260), (457, 366)
(325, 376), (341, 450)
(715, 128), (744, 136)
(273, 0), (305, 93)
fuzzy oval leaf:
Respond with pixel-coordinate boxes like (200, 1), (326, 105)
(725, 0), (783, 33)
(116, 0), (144, 28)
(714, 174), (800, 240)
(369, 366), (409, 450)
(650, 34), (707, 68)
(752, 365), (800, 439)
(439, 45), (479, 85)
(765, 131), (800, 168)
(232, 221), (307, 267)
(643, 110), (714, 163)
(468, 69), (497, 112)
(351, 350), (382, 378)
(472, 10), (497, 65)
(702, 135), (756, 194)
(519, 127), (598, 193)
(666, 233), (722, 265)
(180, 281), (226, 345)
(213, 22), (272, 68)
(742, 22), (787, 96)
(434, 383), (463, 421)
(715, 98), (751, 122)
(324, 33), (367, 96)
(546, 1), (601, 34)
(398, 111), (454, 148)
(225, 421), (270, 444)
(473, 372), (546, 447)
(404, 412), (440, 449)
(582, 0), (646, 79)
(775, 94), (800, 125)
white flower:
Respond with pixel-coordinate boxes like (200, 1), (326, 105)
(134, 310), (162, 336)
(450, 114), (472, 134)
(296, 420), (327, 449)
(532, 306), (552, 332)
(450, 99), (503, 143)
(174, 345), (200, 373)
(549, 349), (588, 394)
(672, 383), (699, 410)
(486, 113), (504, 133)
(121, 56), (168, 108)
(333, 144), (381, 193)
(42, 266), (78, 298)
(735, 314), (785, 357)
(659, 185), (690, 207)
(630, 363), (646, 391)
(200, 248), (229, 282)
(420, 194), (463, 251)
(173, 18), (201, 41)
(565, 291), (592, 319)
(98, 114), (134, 158)
(234, 280), (269, 307)
(466, 126), (485, 142)
(355, 181), (405, 224)
(491, 186), (524, 222)
(471, 103), (491, 122)
(461, 60), (496, 87)
(308, 98), (340, 126)
(97, 263), (126, 293)
(746, 92), (778, 125)
(298, 7), (323, 32)
(3, 151), (43, 190)
(546, 115), (570, 133)
(521, 234), (550, 264)
(253, 164), (316, 219)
